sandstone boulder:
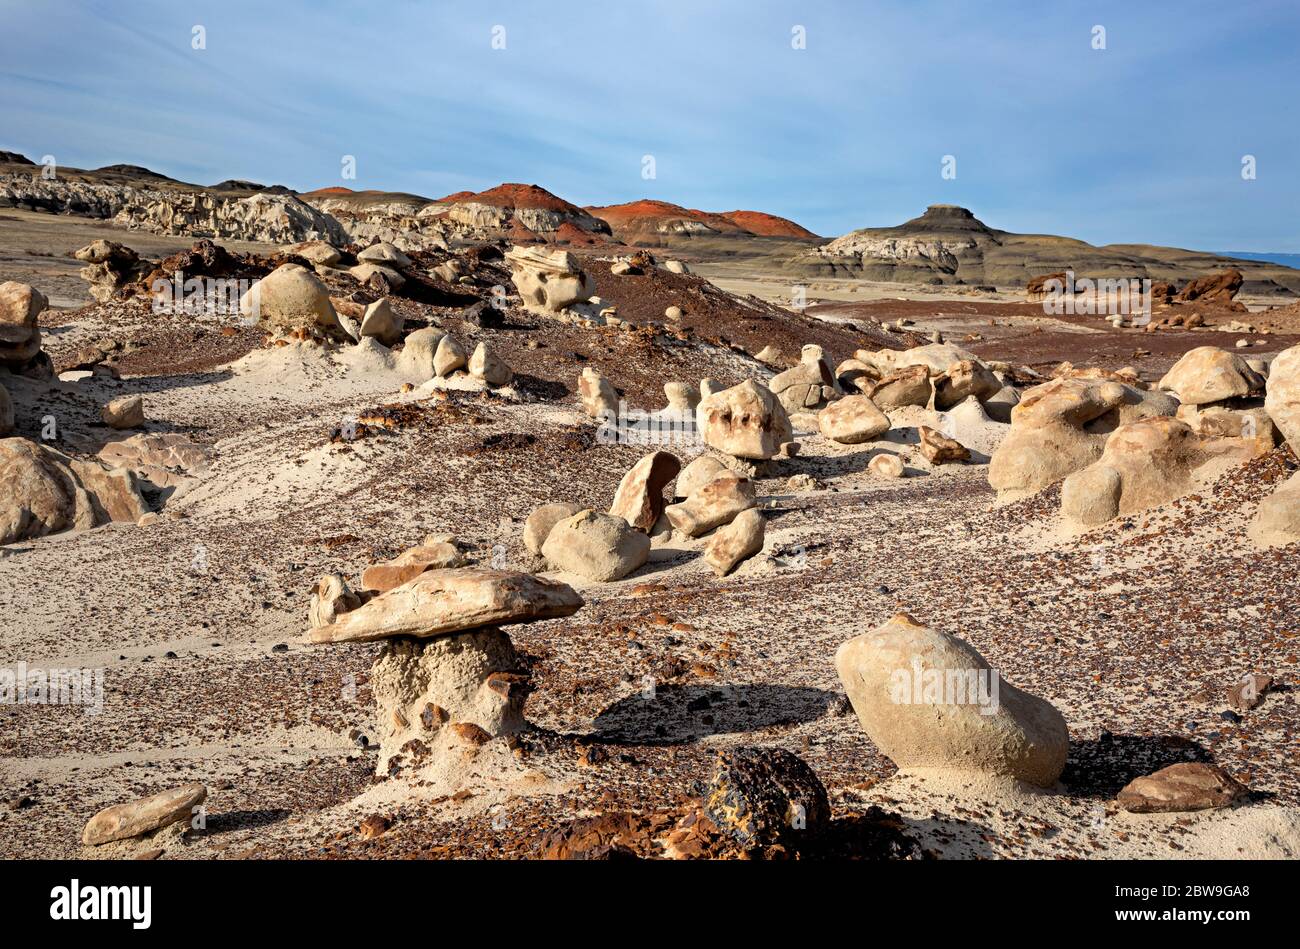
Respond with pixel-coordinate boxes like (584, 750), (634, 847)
(609, 451), (681, 532)
(664, 472), (756, 537)
(819, 395), (889, 444)
(541, 509), (650, 582)
(934, 359), (1001, 410)
(696, 380), (791, 460)
(308, 568), (583, 643)
(703, 508), (765, 576)
(396, 327), (446, 380)
(868, 364), (932, 410)
(523, 502), (584, 554)
(1157, 347), (1265, 405)
(769, 358), (836, 415)
(1265, 344), (1300, 448)
(674, 455), (727, 501)
(433, 334), (467, 377)
(868, 453), (905, 478)
(506, 246), (594, 314)
(358, 297), (403, 345)
(835, 613), (1069, 788)
(1248, 471), (1300, 548)
(239, 263), (341, 334)
(469, 342), (512, 386)
(918, 425), (969, 464)
(1, 437), (149, 545)
(1117, 763), (1248, 813)
(280, 240), (341, 266)
(579, 367), (619, 419)
(357, 242), (412, 268)
(102, 395), (144, 429)
(308, 573), (365, 629)
(1061, 416), (1263, 527)
(82, 783), (208, 846)
(360, 543), (465, 593)
(0, 280), (46, 369)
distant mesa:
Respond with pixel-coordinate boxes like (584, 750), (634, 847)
(0, 150), (35, 165)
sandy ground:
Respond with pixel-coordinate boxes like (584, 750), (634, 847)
(1, 214), (1297, 860)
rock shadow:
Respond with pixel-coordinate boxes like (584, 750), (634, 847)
(590, 683), (837, 746)
(1060, 733), (1212, 799)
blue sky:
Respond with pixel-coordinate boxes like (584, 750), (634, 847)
(2, 0), (1298, 250)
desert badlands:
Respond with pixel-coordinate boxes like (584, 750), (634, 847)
(1, 157), (1298, 871)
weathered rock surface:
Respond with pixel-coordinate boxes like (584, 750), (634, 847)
(1158, 347), (1265, 405)
(1116, 763), (1248, 813)
(102, 394), (144, 429)
(308, 568), (583, 643)
(769, 358), (836, 415)
(579, 367), (619, 419)
(468, 342), (512, 386)
(358, 298), (403, 345)
(835, 613), (1069, 787)
(674, 455), (728, 501)
(867, 364), (931, 410)
(542, 510), (651, 582)
(523, 502), (584, 555)
(918, 425), (970, 464)
(371, 629), (528, 774)
(664, 472), (756, 537)
(1061, 416), (1263, 527)
(701, 748), (830, 848)
(703, 508), (765, 576)
(360, 543), (465, 593)
(1249, 470), (1300, 547)
(608, 451), (681, 531)
(506, 246), (594, 314)
(308, 573), (365, 629)
(82, 783), (207, 845)
(696, 380), (791, 460)
(239, 263), (340, 334)
(868, 453), (905, 478)
(819, 395), (889, 444)
(1265, 344), (1300, 448)
(1, 436), (150, 545)
(433, 334), (467, 377)
(0, 280), (47, 368)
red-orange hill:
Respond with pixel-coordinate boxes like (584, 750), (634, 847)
(587, 199), (818, 239)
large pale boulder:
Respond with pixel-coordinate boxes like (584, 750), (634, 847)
(541, 509), (650, 582)
(280, 240), (341, 266)
(469, 342), (512, 386)
(433, 334), (467, 377)
(0, 280), (46, 368)
(396, 327), (446, 380)
(0, 437), (149, 545)
(358, 297), (403, 345)
(664, 471), (756, 536)
(867, 365), (932, 410)
(988, 377), (1129, 501)
(239, 263), (340, 334)
(608, 451), (681, 531)
(523, 502), (584, 555)
(308, 568), (583, 643)
(1158, 347), (1265, 405)
(1265, 344), (1300, 448)
(696, 380), (792, 460)
(703, 508), (765, 576)
(82, 784), (208, 846)
(357, 242), (412, 268)
(918, 425), (970, 464)
(579, 367), (619, 419)
(97, 432), (211, 491)
(864, 342), (977, 376)
(674, 455), (727, 500)
(769, 359), (836, 414)
(1249, 471), (1300, 547)
(934, 359), (1001, 410)
(1061, 416), (1263, 527)
(835, 613), (1069, 788)
(819, 395), (889, 444)
(506, 246), (594, 314)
